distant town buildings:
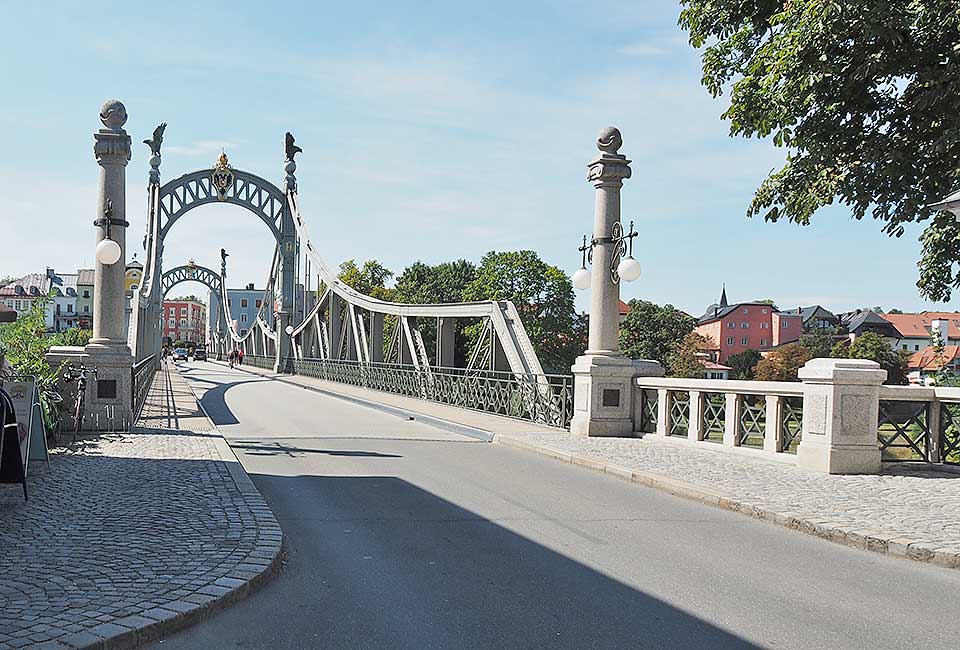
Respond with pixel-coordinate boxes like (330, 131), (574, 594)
(207, 283), (270, 340)
(693, 287), (803, 363)
(162, 298), (206, 344)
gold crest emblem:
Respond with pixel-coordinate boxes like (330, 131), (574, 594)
(211, 151), (234, 201)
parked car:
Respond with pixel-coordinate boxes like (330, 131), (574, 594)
(173, 348), (188, 361)
(193, 348), (207, 361)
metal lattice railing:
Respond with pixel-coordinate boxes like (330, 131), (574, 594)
(288, 358), (573, 429)
(940, 403), (960, 465)
(244, 355), (275, 370)
(638, 389), (658, 434)
(701, 392), (725, 443)
(779, 396), (803, 454)
(878, 400), (931, 462)
(668, 391), (690, 437)
(131, 354), (158, 420)
(738, 394), (766, 449)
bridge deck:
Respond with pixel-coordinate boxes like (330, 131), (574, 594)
(137, 359), (213, 431)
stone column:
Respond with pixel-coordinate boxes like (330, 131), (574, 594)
(88, 100), (132, 352)
(796, 358), (885, 474)
(570, 127), (663, 437)
(70, 99), (135, 429)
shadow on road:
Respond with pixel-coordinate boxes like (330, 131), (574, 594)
(147, 474), (763, 650)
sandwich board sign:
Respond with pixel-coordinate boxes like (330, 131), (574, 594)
(6, 376), (48, 468)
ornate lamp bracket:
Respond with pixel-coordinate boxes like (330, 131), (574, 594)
(577, 219), (638, 284)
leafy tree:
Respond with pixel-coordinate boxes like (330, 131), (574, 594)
(727, 349), (761, 380)
(840, 331), (909, 385)
(754, 343), (811, 382)
(338, 259), (396, 301)
(0, 297), (63, 430)
(887, 308), (904, 315)
(667, 332), (713, 378)
(799, 329), (835, 359)
(618, 300), (695, 368)
(51, 328), (92, 347)
(394, 260), (478, 365)
(463, 250), (580, 374)
(395, 260), (477, 305)
(679, 1), (960, 300)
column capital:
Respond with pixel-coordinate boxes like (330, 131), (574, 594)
(586, 127), (631, 187)
(94, 99), (132, 165)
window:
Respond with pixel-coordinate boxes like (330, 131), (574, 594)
(228, 299), (232, 307)
(256, 299), (262, 308)
(726, 337), (734, 345)
(760, 322), (769, 329)
(83, 290), (89, 298)
(240, 329), (247, 335)
(729, 322), (736, 329)
(741, 322), (749, 328)
(782, 321), (789, 328)
(915, 345), (920, 351)
(180, 307), (187, 315)
(761, 309), (768, 314)
(168, 318), (175, 327)
(67, 304), (73, 313)
(180, 319), (187, 327)
(902, 345), (907, 350)
(741, 337), (748, 345)
(742, 308), (748, 314)
(241, 314), (248, 323)
(760, 338), (767, 346)
(241, 298), (248, 308)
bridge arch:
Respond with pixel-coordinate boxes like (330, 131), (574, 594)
(156, 164), (287, 244)
(160, 264), (222, 298)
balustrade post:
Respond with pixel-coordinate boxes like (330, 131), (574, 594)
(764, 395), (781, 454)
(797, 358), (885, 474)
(687, 391), (703, 442)
(654, 389), (669, 437)
(723, 393), (738, 447)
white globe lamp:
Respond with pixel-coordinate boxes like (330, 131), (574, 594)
(95, 238), (122, 266)
(285, 325), (294, 335)
(617, 256), (642, 282)
(572, 267), (591, 291)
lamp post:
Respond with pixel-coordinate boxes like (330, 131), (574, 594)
(568, 127), (663, 437)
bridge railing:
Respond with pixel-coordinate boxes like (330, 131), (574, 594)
(131, 353), (158, 420)
(877, 385), (960, 465)
(243, 356), (572, 429)
(244, 355), (275, 371)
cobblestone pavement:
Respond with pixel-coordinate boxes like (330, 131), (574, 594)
(497, 433), (960, 569)
(0, 361), (282, 650)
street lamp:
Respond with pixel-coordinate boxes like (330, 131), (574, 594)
(285, 325), (294, 335)
(94, 199), (124, 265)
(571, 219), (640, 290)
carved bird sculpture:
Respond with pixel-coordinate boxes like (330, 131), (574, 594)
(285, 132), (302, 162)
(143, 123), (167, 156)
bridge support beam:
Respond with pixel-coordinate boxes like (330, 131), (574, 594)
(570, 128), (663, 437)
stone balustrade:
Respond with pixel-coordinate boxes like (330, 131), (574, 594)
(633, 358), (960, 474)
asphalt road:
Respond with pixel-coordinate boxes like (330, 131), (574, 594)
(146, 361), (960, 650)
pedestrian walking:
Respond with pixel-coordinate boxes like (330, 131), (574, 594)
(238, 349), (244, 366)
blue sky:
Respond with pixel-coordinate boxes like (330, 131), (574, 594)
(0, 1), (947, 316)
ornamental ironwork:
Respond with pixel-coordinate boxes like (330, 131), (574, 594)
(701, 392), (725, 443)
(738, 394), (765, 448)
(940, 403), (960, 465)
(779, 397), (803, 454)
(879, 400), (931, 462)
(668, 391), (690, 437)
(211, 151), (235, 201)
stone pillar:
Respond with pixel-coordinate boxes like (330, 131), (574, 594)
(55, 99), (135, 430)
(89, 100), (132, 352)
(796, 358), (885, 474)
(570, 127), (664, 437)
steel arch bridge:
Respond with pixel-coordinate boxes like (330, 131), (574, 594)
(130, 129), (556, 422)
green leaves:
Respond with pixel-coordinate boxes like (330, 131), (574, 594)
(618, 300), (695, 368)
(680, 0), (960, 300)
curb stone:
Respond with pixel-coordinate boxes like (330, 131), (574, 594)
(53, 365), (286, 650)
(493, 434), (960, 573)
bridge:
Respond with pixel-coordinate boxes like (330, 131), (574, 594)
(19, 98), (960, 649)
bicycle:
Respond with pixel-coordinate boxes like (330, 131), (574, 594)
(62, 364), (97, 441)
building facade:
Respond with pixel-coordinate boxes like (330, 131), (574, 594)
(207, 284), (270, 340)
(0, 273), (56, 330)
(48, 269), (80, 332)
(76, 269), (94, 330)
(694, 288), (803, 363)
(162, 299), (207, 344)
(882, 312), (960, 353)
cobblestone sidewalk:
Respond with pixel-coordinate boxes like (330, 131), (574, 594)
(0, 361), (282, 650)
(497, 433), (960, 570)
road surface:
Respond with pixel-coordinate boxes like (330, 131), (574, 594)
(146, 361), (960, 649)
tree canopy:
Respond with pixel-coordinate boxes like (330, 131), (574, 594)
(394, 260), (477, 305)
(619, 300), (695, 368)
(463, 250), (583, 373)
(338, 259), (396, 301)
(834, 331), (910, 384)
(754, 343), (811, 381)
(727, 349), (762, 380)
(667, 332), (713, 378)
(679, 1), (960, 300)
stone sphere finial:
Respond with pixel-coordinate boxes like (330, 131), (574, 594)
(596, 126), (622, 154)
(99, 99), (128, 130)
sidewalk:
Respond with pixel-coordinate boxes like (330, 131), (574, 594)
(0, 361), (282, 650)
(230, 362), (960, 571)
